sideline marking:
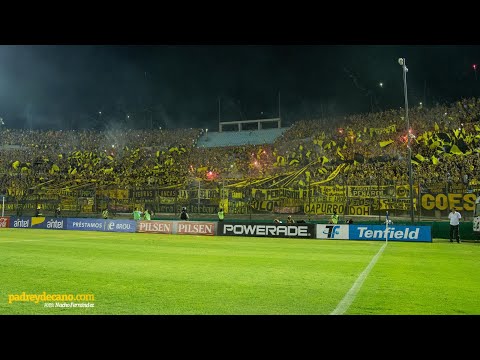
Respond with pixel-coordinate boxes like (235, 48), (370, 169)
(0, 239), (44, 244)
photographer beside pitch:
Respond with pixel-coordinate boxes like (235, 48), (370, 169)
(180, 207), (189, 221)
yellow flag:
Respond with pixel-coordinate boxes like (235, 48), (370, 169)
(415, 154), (426, 162)
(336, 147), (345, 160)
(429, 140), (441, 150)
(379, 140), (394, 147)
(450, 144), (463, 155)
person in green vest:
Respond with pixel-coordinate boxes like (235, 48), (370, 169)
(133, 207), (142, 220)
(144, 209), (151, 221)
(217, 208), (224, 221)
(102, 208), (109, 219)
(329, 210), (339, 224)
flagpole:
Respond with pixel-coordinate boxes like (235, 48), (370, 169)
(398, 58), (415, 223)
(385, 211), (389, 243)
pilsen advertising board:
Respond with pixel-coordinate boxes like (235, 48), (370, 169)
(137, 221), (216, 235)
(218, 222), (315, 239)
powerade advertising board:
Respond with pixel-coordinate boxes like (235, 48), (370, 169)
(218, 222), (315, 239)
(66, 218), (136, 232)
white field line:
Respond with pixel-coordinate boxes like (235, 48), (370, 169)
(330, 242), (387, 315)
(0, 239), (45, 244)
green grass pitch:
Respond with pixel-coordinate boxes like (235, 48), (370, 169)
(1, 229), (479, 315)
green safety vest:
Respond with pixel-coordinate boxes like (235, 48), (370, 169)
(133, 210), (142, 220)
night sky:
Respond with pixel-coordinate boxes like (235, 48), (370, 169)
(0, 45), (479, 131)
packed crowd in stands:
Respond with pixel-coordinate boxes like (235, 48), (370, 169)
(1, 97), (480, 193)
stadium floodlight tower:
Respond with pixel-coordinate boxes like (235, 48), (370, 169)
(398, 57), (415, 223)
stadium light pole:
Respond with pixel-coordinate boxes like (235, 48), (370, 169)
(399, 58), (415, 223)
